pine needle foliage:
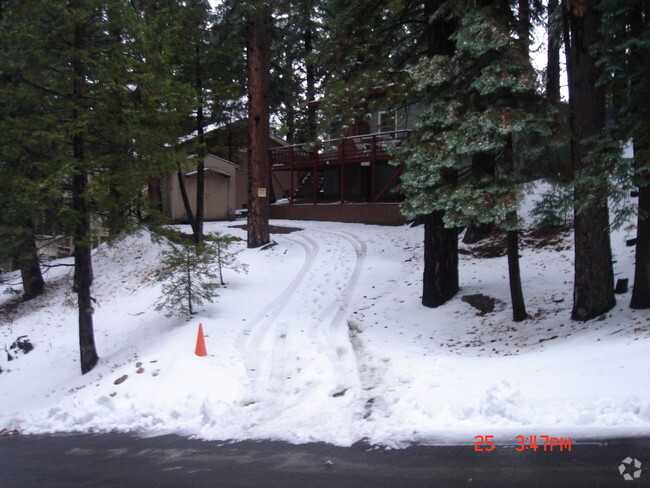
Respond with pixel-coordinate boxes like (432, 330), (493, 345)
(206, 232), (250, 285)
(530, 182), (573, 230)
(153, 231), (249, 317)
(399, 3), (565, 230)
(154, 239), (221, 317)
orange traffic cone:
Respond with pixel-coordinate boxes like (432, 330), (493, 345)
(195, 323), (207, 357)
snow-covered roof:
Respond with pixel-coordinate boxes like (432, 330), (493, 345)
(178, 121), (228, 144)
(185, 167), (231, 178)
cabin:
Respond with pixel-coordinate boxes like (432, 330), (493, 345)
(268, 103), (418, 225)
(160, 97), (419, 226)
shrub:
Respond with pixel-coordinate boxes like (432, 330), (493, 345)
(530, 183), (573, 231)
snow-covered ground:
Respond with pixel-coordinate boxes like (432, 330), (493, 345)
(1, 189), (649, 447)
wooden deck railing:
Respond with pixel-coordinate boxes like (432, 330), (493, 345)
(269, 129), (411, 169)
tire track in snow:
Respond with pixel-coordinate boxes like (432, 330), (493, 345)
(235, 234), (319, 383)
(317, 230), (367, 394)
(235, 229), (367, 428)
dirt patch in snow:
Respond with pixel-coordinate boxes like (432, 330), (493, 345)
(459, 226), (572, 259)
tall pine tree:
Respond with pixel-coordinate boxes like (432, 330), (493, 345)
(0, 0), (60, 300)
(246, 2), (272, 248)
(320, 0), (463, 308)
(400, 0), (563, 320)
(597, 0), (650, 309)
(562, 0), (615, 320)
(1, 0), (184, 373)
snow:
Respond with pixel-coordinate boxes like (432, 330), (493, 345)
(1, 187), (649, 447)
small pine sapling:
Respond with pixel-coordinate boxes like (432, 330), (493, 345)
(154, 239), (221, 317)
(530, 183), (573, 231)
(206, 232), (249, 285)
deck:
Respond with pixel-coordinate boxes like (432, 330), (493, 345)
(269, 130), (411, 204)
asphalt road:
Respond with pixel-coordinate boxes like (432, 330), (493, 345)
(1, 433), (648, 488)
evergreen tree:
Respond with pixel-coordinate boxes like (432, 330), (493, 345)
(246, 2), (272, 248)
(154, 238), (221, 317)
(0, 0), (61, 300)
(562, 0), (615, 320)
(530, 182), (573, 229)
(173, 0), (218, 243)
(272, 0), (325, 143)
(69, 0), (114, 374)
(320, 0), (463, 308)
(129, 0), (197, 222)
(420, 0), (462, 309)
(131, 1), (245, 241)
(0, 0), (188, 373)
(546, 0), (562, 100)
(207, 232), (249, 285)
(399, 1), (563, 320)
(597, 0), (650, 309)
(0, 123), (46, 301)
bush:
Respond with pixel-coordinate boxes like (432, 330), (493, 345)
(154, 240), (221, 317)
(153, 231), (249, 317)
(207, 231), (249, 285)
(530, 183), (573, 231)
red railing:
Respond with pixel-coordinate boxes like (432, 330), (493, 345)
(269, 129), (411, 169)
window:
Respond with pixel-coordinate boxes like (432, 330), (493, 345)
(378, 111), (396, 133)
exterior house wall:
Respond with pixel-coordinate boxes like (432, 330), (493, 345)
(230, 150), (249, 210)
(368, 103), (420, 134)
(231, 138), (292, 206)
(162, 154), (238, 223)
(270, 202), (405, 225)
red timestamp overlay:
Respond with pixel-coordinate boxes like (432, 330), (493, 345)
(474, 435), (573, 452)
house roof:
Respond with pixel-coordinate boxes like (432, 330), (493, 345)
(185, 167), (231, 178)
(269, 132), (288, 146)
(206, 153), (241, 168)
(180, 118), (289, 149)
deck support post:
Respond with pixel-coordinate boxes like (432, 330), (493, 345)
(289, 146), (294, 204)
(340, 141), (346, 203)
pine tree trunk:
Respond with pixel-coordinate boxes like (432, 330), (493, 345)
(572, 189), (615, 320)
(177, 168), (198, 234)
(424, 0), (456, 54)
(194, 47), (205, 244)
(148, 178), (163, 214)
(72, 17), (98, 375)
(187, 248), (193, 315)
(286, 104), (296, 144)
(631, 144), (650, 309)
(546, 0), (561, 100)
(303, 0), (317, 141)
(507, 216), (527, 321)
(422, 211), (459, 307)
(195, 155), (204, 243)
(509, 2), (529, 322)
(19, 224), (44, 301)
(218, 246), (225, 285)
(564, 2), (615, 321)
(246, 6), (271, 248)
(462, 222), (493, 244)
(73, 182), (98, 375)
(420, 0), (459, 308)
(629, 5), (649, 309)
(517, 0), (531, 54)
(107, 185), (123, 237)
